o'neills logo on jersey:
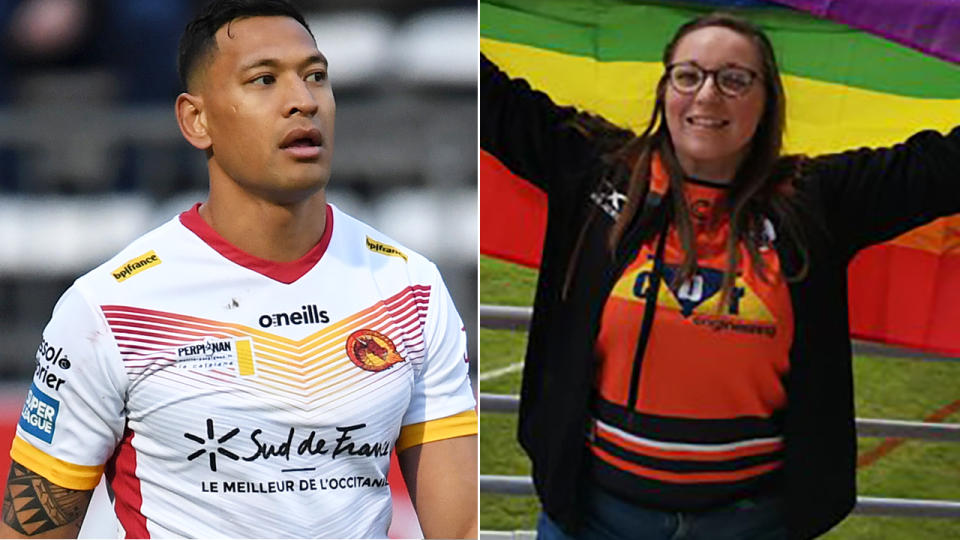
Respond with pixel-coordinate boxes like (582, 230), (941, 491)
(259, 305), (330, 328)
(366, 237), (407, 261)
(345, 330), (404, 372)
(112, 250), (161, 282)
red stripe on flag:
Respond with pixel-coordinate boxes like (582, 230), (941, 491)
(106, 427), (149, 539)
(479, 150), (547, 269)
(849, 243), (960, 357)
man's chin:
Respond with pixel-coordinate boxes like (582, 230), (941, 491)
(258, 178), (329, 206)
(283, 166), (330, 189)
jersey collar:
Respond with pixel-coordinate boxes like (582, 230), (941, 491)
(179, 203), (334, 284)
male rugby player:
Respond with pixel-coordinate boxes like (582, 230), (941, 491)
(0, 0), (478, 537)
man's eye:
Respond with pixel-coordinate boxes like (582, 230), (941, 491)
(252, 75), (276, 85)
(306, 71), (327, 83)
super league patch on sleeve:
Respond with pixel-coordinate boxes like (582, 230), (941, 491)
(19, 383), (60, 444)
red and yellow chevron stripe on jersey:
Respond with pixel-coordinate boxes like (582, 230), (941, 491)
(10, 204), (475, 538)
(101, 284), (430, 397)
(591, 181), (792, 510)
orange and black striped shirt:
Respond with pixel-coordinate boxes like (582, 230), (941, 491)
(590, 178), (793, 510)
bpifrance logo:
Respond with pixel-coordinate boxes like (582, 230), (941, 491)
(112, 250), (161, 282)
(345, 330), (404, 372)
(19, 383), (59, 444)
(366, 237), (407, 261)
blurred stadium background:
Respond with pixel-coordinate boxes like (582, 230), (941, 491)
(0, 0), (477, 537)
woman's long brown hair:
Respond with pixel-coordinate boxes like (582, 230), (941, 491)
(569, 12), (809, 309)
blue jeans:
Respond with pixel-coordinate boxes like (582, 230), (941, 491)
(536, 486), (787, 540)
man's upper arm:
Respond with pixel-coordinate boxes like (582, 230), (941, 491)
(395, 263), (478, 537)
(12, 285), (125, 477)
(394, 263), (477, 450)
(4, 285), (126, 537)
(400, 266), (476, 428)
(0, 459), (94, 538)
(397, 435), (478, 539)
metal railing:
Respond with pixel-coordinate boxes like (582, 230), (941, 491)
(480, 304), (960, 362)
(479, 393), (960, 442)
(479, 395), (960, 519)
(479, 303), (960, 523)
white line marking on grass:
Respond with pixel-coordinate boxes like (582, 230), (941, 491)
(479, 361), (524, 382)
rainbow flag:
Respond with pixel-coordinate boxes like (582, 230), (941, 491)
(480, 0), (960, 355)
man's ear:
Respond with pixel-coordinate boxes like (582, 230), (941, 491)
(176, 92), (212, 150)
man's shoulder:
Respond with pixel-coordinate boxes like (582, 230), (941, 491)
(330, 204), (436, 271)
(73, 213), (191, 295)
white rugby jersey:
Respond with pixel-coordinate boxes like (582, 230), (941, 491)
(12, 203), (477, 539)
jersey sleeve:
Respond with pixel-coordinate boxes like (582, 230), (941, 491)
(397, 267), (477, 452)
(11, 285), (128, 490)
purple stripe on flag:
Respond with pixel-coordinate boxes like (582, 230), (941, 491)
(773, 0), (960, 64)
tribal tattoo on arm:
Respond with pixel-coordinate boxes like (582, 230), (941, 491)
(1, 461), (92, 537)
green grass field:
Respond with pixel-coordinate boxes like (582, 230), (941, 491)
(479, 255), (960, 538)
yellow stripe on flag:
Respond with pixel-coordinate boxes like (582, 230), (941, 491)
(481, 38), (960, 156)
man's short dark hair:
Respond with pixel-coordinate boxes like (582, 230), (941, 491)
(178, 0), (314, 91)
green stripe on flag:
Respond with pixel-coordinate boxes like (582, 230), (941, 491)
(480, 1), (960, 99)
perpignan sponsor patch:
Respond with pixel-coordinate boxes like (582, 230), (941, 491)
(19, 383), (60, 444)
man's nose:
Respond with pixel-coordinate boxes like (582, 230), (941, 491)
(284, 79), (319, 117)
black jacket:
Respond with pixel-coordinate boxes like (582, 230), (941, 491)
(480, 55), (960, 539)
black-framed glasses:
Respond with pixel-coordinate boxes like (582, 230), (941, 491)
(666, 62), (760, 98)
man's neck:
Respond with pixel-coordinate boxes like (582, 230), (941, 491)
(200, 182), (328, 263)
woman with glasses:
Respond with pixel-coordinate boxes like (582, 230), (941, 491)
(481, 11), (960, 540)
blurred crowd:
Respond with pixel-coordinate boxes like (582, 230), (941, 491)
(0, 0), (474, 105)
(0, 0), (192, 104)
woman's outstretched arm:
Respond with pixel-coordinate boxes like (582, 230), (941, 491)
(806, 126), (960, 254)
(481, 53), (609, 195)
